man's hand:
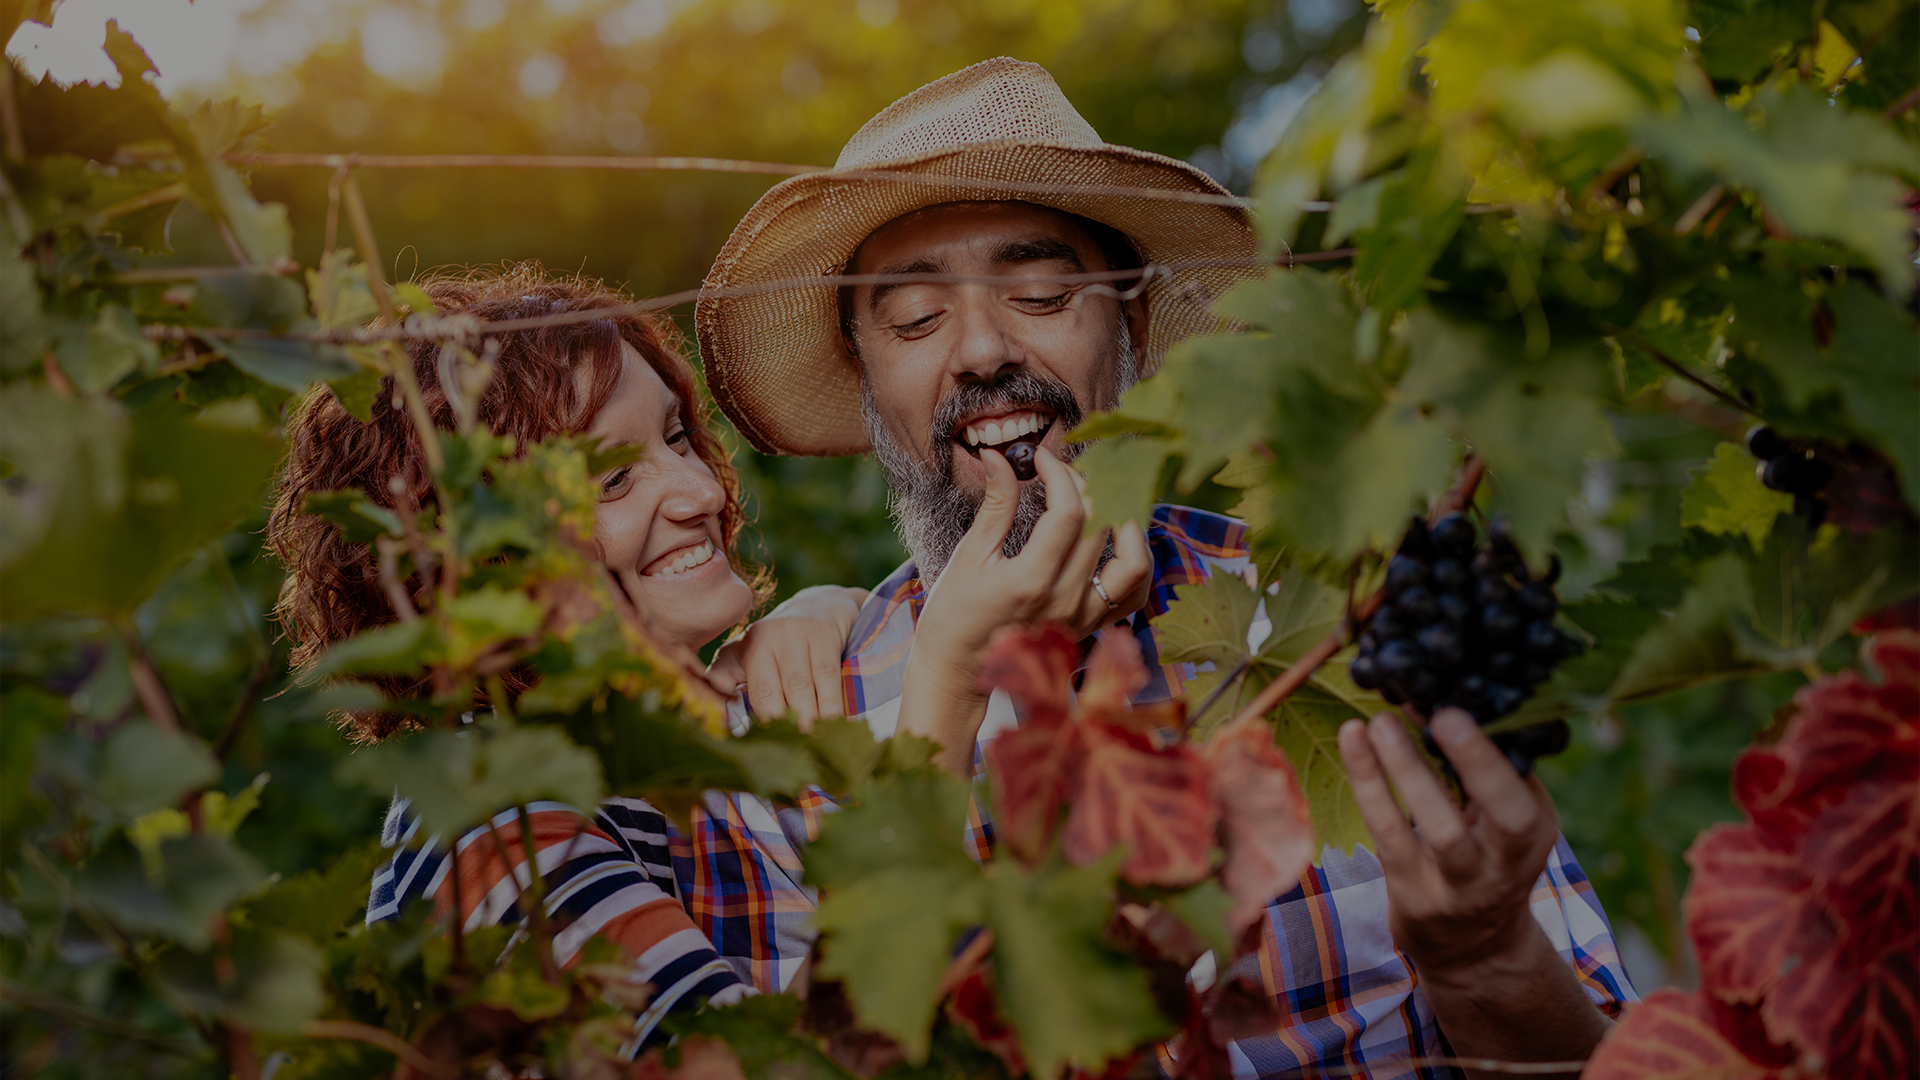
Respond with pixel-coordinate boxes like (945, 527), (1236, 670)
(1337, 708), (1612, 1078)
(707, 585), (869, 729)
(904, 446), (1152, 774)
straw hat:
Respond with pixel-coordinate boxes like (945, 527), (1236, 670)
(695, 57), (1261, 457)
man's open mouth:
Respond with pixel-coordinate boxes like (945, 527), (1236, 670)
(954, 409), (1054, 458)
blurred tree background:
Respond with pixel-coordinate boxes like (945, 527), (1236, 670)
(2, 0), (1799, 1000)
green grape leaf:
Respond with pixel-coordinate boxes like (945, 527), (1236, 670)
(222, 337), (358, 391)
(1823, 281), (1920, 508)
(336, 723), (606, 838)
(1733, 514), (1920, 667)
(1609, 554), (1764, 703)
(664, 995), (846, 1079)
(809, 770), (985, 1063)
(52, 303), (155, 394)
(76, 834), (267, 950)
(1158, 878), (1237, 961)
(94, 721), (221, 820)
(302, 488), (404, 544)
(327, 366), (381, 423)
(1267, 673), (1376, 857)
(1556, 595), (1665, 697)
(1321, 174), (1386, 248)
(311, 618), (434, 678)
(1399, 311), (1616, 562)
(443, 585), (546, 668)
(0, 218), (46, 375)
(1078, 436), (1170, 536)
(1158, 574), (1262, 672)
(152, 926), (325, 1033)
(985, 851), (1171, 1080)
(1690, 0), (1819, 82)
(391, 280), (439, 316)
(1351, 150), (1468, 318)
(1679, 442), (1792, 545)
(0, 395), (280, 619)
(244, 842), (390, 942)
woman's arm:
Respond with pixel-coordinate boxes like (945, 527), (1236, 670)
(707, 585), (871, 728)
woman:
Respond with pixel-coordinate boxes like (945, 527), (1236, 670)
(270, 264), (856, 1048)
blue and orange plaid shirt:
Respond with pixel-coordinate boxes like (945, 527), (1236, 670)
(809, 505), (1637, 1078)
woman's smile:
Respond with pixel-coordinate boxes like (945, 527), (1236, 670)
(642, 538), (719, 578)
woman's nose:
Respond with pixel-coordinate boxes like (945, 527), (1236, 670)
(656, 452), (726, 522)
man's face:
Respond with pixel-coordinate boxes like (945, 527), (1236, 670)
(845, 201), (1149, 577)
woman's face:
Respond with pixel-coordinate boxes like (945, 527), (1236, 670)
(587, 341), (753, 651)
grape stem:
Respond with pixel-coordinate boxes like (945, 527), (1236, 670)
(1222, 457), (1487, 732)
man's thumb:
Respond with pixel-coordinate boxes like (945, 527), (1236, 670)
(968, 449), (1021, 547)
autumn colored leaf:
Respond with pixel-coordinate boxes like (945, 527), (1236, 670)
(1761, 929), (1918, 1080)
(1205, 717), (1314, 935)
(978, 623), (1081, 729)
(1584, 989), (1787, 1080)
(1802, 770), (1920, 962)
(1060, 720), (1216, 886)
(1683, 824), (1817, 1003)
(986, 721), (1086, 866)
(947, 967), (1025, 1076)
(1079, 627), (1149, 716)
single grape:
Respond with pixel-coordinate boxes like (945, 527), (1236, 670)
(1404, 667), (1442, 705)
(1349, 655), (1381, 690)
(1431, 558), (1470, 593)
(1385, 554), (1430, 597)
(1432, 513), (1476, 557)
(1524, 620), (1564, 659)
(1376, 639), (1420, 680)
(1486, 682), (1526, 718)
(1396, 585), (1439, 624)
(1476, 576), (1514, 605)
(1417, 623), (1465, 668)
(1000, 440), (1038, 481)
(1518, 583), (1558, 619)
(1396, 516), (1432, 557)
(1746, 425), (1789, 461)
(1356, 631), (1378, 655)
(1369, 608), (1407, 641)
(1453, 672), (1489, 704)
(1482, 603), (1524, 642)
(1381, 682), (1407, 705)
(1437, 592), (1474, 627)
(1488, 649), (1523, 681)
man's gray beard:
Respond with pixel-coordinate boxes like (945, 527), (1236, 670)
(862, 319), (1137, 585)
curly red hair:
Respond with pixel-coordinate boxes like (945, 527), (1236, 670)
(269, 263), (758, 741)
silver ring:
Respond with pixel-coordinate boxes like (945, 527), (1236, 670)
(1091, 572), (1117, 610)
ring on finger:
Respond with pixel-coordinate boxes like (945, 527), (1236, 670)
(1091, 572), (1118, 611)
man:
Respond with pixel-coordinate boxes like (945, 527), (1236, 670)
(700, 59), (1634, 1078)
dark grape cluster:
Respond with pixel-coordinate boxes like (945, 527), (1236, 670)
(1348, 514), (1582, 776)
(1747, 425), (1833, 527)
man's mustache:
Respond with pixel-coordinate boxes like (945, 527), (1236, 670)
(928, 372), (1085, 462)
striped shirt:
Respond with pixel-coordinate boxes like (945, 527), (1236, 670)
(366, 788), (824, 1050)
(835, 505), (1637, 1079)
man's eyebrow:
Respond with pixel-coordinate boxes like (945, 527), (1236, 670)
(867, 257), (943, 314)
(992, 237), (1084, 272)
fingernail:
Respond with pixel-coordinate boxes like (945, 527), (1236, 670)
(1431, 708), (1477, 747)
(1368, 713), (1405, 743)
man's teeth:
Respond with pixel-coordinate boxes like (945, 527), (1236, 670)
(651, 541), (714, 577)
(962, 412), (1047, 447)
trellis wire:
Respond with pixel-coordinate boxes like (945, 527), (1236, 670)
(140, 252), (1357, 345)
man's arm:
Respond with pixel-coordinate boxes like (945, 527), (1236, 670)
(1337, 708), (1613, 1079)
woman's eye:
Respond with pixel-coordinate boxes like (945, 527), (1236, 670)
(665, 427), (690, 449)
(600, 466), (633, 498)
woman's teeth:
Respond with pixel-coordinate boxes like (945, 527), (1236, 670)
(648, 541), (714, 577)
(962, 412), (1046, 447)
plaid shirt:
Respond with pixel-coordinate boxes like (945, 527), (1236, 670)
(831, 505), (1637, 1079)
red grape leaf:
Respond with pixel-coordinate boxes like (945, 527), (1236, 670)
(1853, 597), (1919, 634)
(1729, 747), (1802, 838)
(1762, 927), (1919, 1080)
(946, 967), (1026, 1076)
(1584, 989), (1787, 1080)
(1080, 627), (1150, 716)
(979, 623), (1081, 729)
(1684, 823), (1819, 1003)
(1802, 770), (1920, 963)
(1061, 720), (1216, 886)
(1205, 717), (1314, 936)
(1766, 632), (1919, 817)
(986, 720), (1084, 866)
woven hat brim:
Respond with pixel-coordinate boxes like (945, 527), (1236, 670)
(696, 141), (1262, 457)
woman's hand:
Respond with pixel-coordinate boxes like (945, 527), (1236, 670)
(903, 446), (1152, 774)
(707, 584), (870, 729)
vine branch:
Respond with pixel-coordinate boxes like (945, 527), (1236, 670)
(300, 1020), (455, 1078)
(1619, 331), (1759, 417)
(1225, 457), (1487, 731)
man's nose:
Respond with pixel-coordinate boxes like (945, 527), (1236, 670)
(947, 288), (1023, 383)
